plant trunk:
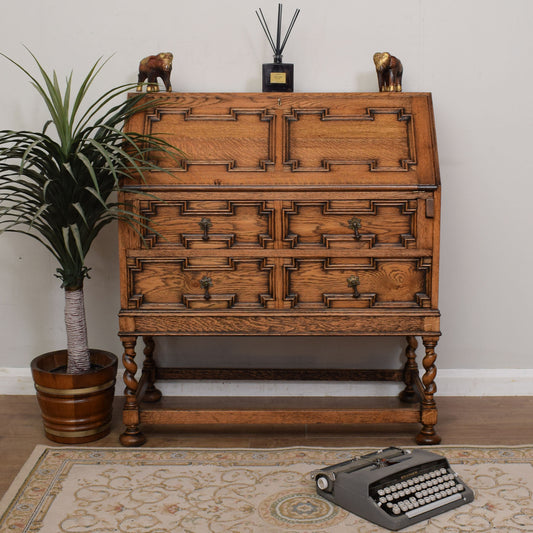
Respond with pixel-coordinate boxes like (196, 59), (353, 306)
(65, 286), (91, 374)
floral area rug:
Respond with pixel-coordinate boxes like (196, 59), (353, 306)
(1, 445), (532, 532)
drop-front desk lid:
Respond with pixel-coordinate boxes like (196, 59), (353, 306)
(124, 92), (440, 189)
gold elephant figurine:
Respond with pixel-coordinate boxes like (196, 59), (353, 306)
(373, 52), (403, 92)
(137, 52), (173, 92)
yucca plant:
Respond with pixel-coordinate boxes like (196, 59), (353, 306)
(0, 51), (181, 374)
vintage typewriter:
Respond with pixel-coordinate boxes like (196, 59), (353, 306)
(311, 447), (474, 531)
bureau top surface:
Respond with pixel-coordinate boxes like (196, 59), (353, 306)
(124, 92), (440, 190)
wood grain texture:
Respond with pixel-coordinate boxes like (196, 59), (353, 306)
(118, 93), (441, 446)
(139, 406), (421, 426)
(30, 350), (117, 443)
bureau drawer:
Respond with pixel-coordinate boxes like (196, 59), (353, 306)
(138, 200), (273, 249)
(126, 256), (274, 309)
(284, 257), (432, 309)
(283, 199), (422, 249)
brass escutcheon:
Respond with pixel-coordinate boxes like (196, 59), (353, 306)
(347, 275), (360, 298)
(200, 276), (213, 300)
(347, 216), (362, 240)
(199, 217), (212, 241)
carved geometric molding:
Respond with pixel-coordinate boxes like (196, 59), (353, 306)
(322, 292), (377, 309)
(182, 293), (237, 310)
(283, 107), (416, 172)
(145, 107), (275, 171)
(282, 199), (418, 249)
(181, 234), (236, 249)
(139, 200), (274, 249)
(126, 257), (274, 309)
(283, 257), (431, 309)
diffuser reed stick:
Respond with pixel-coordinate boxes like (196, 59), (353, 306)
(255, 4), (300, 63)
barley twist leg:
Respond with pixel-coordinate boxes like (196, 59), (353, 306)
(142, 336), (162, 403)
(119, 336), (146, 446)
(399, 335), (419, 403)
(416, 335), (441, 445)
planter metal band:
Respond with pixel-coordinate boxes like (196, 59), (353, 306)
(44, 422), (112, 439)
(34, 379), (116, 396)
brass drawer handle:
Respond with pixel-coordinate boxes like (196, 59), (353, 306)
(199, 217), (213, 241)
(347, 216), (362, 240)
(200, 276), (213, 300)
(347, 275), (360, 298)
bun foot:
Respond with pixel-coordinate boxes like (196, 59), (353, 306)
(415, 427), (442, 445)
(120, 428), (146, 447)
(144, 387), (162, 403)
(398, 389), (418, 404)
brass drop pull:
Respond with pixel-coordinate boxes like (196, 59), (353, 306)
(199, 217), (212, 241)
(347, 216), (362, 240)
(200, 276), (213, 300)
(347, 275), (360, 298)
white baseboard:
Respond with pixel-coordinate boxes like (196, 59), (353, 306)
(2, 367), (532, 396)
(0, 368), (36, 395)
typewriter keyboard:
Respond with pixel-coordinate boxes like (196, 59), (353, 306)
(371, 464), (467, 519)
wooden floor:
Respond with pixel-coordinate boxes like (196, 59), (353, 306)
(2, 395), (533, 497)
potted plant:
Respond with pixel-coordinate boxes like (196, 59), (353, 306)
(0, 50), (181, 443)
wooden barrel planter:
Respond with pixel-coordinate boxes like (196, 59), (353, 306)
(31, 349), (118, 443)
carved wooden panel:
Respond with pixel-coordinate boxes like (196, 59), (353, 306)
(127, 257), (274, 309)
(140, 200), (274, 248)
(284, 258), (431, 309)
(282, 199), (418, 249)
(283, 108), (415, 172)
(145, 107), (274, 171)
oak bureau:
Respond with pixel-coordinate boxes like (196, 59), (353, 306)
(118, 92), (442, 446)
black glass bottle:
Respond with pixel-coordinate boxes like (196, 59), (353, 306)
(262, 54), (294, 92)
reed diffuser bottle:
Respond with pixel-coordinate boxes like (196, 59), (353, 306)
(256, 4), (300, 92)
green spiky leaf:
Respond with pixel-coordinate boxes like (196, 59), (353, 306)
(0, 50), (184, 289)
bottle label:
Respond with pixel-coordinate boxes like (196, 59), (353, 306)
(270, 72), (287, 84)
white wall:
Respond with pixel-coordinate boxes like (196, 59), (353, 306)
(0, 1), (532, 392)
